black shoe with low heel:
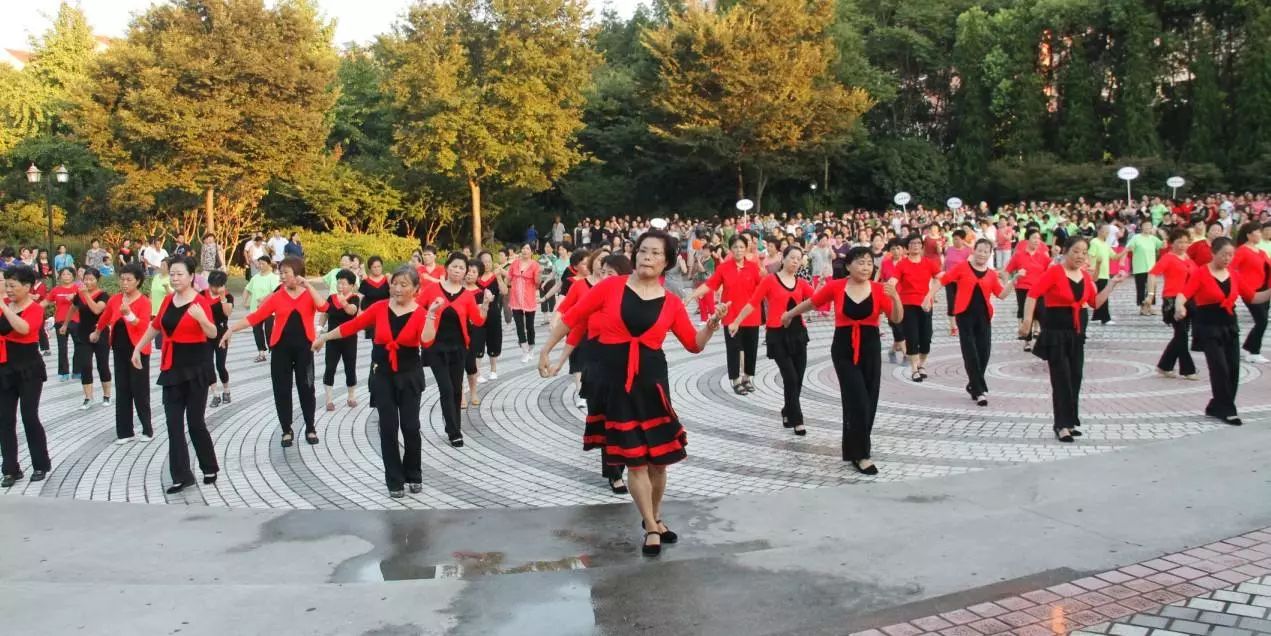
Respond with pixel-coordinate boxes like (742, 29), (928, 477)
(642, 520), (678, 544)
(609, 479), (628, 494)
(641, 532), (662, 557)
(305, 430), (320, 445)
(793, 426), (807, 436)
(166, 479), (195, 494)
(1055, 429), (1074, 443)
(203, 473), (218, 485)
(851, 460), (879, 475)
(1069, 429), (1083, 437)
(1, 472), (22, 487)
(1225, 416), (1243, 426)
(280, 431), (294, 448)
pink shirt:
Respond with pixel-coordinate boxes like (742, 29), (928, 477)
(507, 259), (540, 312)
(943, 246), (971, 272)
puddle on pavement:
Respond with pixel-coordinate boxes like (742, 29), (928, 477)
(369, 551), (592, 582)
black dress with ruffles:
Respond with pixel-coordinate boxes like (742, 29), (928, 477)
(584, 287), (687, 468)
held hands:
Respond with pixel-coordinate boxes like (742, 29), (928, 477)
(713, 302), (729, 325)
(89, 331), (99, 344)
(884, 280), (898, 297)
(1017, 320), (1033, 339)
(482, 289), (494, 305)
(428, 297), (445, 314)
(1175, 303), (1187, 321)
(310, 332), (327, 353)
(537, 351), (558, 378)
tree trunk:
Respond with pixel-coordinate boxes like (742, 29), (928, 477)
(205, 186), (215, 235)
(823, 155), (830, 196)
(755, 166), (768, 215)
(469, 177), (482, 252)
(735, 162), (745, 201)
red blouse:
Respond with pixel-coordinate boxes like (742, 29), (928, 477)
(810, 279), (894, 364)
(744, 274), (814, 329)
(96, 293), (153, 355)
(417, 264), (444, 282)
(1005, 246), (1051, 290)
(415, 283), (487, 348)
(1231, 244), (1270, 292)
(49, 284), (79, 322)
(152, 293), (214, 371)
(890, 256), (941, 306)
(1028, 265), (1097, 332)
(563, 276), (702, 392)
(0, 301), (45, 363)
(1180, 266), (1254, 313)
(337, 300), (429, 371)
(1149, 252), (1195, 298)
(941, 262), (1005, 319)
(704, 257), (763, 326)
(246, 289), (328, 346)
(556, 277), (592, 316)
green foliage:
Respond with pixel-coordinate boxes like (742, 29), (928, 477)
(1056, 36), (1103, 162)
(1185, 47), (1224, 164)
(948, 7), (994, 194)
(0, 201), (67, 245)
(1233, 4), (1271, 159)
(297, 230), (420, 273)
(1108, 0), (1162, 157)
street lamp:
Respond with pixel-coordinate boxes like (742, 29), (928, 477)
(26, 163), (69, 258)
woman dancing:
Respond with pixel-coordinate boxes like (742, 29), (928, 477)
(539, 230), (726, 556)
(92, 263), (154, 442)
(730, 245), (814, 435)
(1006, 229), (1050, 352)
(313, 267), (429, 498)
(688, 235), (762, 395)
(418, 254), (492, 448)
(1175, 237), (1271, 426)
(1230, 222), (1270, 364)
(1151, 229), (1197, 379)
(48, 268), (78, 381)
(205, 271), (234, 407)
(131, 256), (220, 493)
(320, 269), (360, 411)
(1020, 237), (1127, 442)
(508, 244), (540, 363)
(888, 234), (941, 381)
(939, 239), (1014, 406)
(554, 249), (605, 408)
(67, 267), (111, 409)
(783, 247), (902, 474)
(473, 251), (506, 382)
(0, 266), (52, 487)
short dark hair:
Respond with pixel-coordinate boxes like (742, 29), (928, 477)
(633, 229), (678, 274)
(334, 269), (356, 285)
(82, 266), (101, 280)
(1212, 236), (1235, 253)
(280, 256), (305, 277)
(119, 263), (146, 283)
(422, 244), (437, 255)
(445, 252), (469, 269)
(1062, 235), (1090, 253)
(1167, 228), (1189, 244)
(603, 254), (634, 275)
(208, 270), (229, 288)
(168, 255), (196, 275)
(5, 265), (36, 287)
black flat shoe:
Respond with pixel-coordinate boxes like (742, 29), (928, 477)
(1069, 429), (1083, 437)
(732, 382), (747, 395)
(1, 472), (22, 487)
(917, 367), (928, 379)
(203, 473), (218, 485)
(911, 371), (923, 382)
(449, 437), (465, 448)
(793, 425), (807, 436)
(1055, 429), (1074, 443)
(305, 430), (320, 445)
(1225, 416), (1243, 426)
(609, 479), (628, 494)
(30, 469), (47, 482)
(280, 431), (294, 448)
(642, 520), (679, 544)
(851, 460), (879, 475)
(975, 395), (988, 407)
(166, 479), (195, 494)
(389, 489), (405, 498)
(641, 531), (662, 557)
(408, 483), (422, 493)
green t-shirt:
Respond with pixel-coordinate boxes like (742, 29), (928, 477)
(1150, 203), (1168, 226)
(1088, 238), (1113, 280)
(1258, 240), (1271, 260)
(244, 272), (280, 310)
(322, 267), (358, 292)
(1041, 219), (1057, 244)
(148, 274), (171, 313)
(1126, 233), (1164, 274)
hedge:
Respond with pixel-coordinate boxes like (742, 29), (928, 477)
(297, 230), (420, 273)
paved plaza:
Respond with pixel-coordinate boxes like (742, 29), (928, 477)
(2, 286), (1271, 635)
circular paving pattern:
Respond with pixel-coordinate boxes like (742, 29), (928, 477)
(2, 288), (1267, 510)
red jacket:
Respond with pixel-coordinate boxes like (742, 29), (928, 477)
(0, 301), (44, 364)
(1005, 246), (1051, 290)
(1180, 266), (1255, 313)
(1231, 244), (1270, 292)
(1149, 252), (1195, 298)
(809, 279), (894, 364)
(743, 273), (814, 329)
(1028, 265), (1096, 332)
(415, 283), (487, 348)
(704, 257), (763, 326)
(152, 293), (214, 371)
(941, 262), (1005, 319)
(49, 284), (79, 322)
(890, 256), (941, 306)
(337, 300), (429, 371)
(96, 292), (153, 355)
(247, 288), (328, 346)
(563, 276), (701, 392)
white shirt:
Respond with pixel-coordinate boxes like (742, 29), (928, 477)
(142, 246), (168, 268)
(268, 237), (288, 262)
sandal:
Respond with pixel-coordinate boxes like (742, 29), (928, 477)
(917, 367), (928, 379)
(609, 479), (628, 494)
(911, 371), (923, 383)
(470, 397), (480, 407)
(280, 431), (294, 448)
(305, 430), (320, 445)
(732, 382), (747, 395)
(641, 519), (679, 544)
(793, 425), (807, 436)
(254, 353), (267, 363)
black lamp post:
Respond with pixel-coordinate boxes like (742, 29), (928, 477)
(25, 163), (69, 258)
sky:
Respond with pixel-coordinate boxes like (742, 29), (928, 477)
(1, 0), (647, 51)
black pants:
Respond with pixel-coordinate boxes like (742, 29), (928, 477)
(1159, 311), (1196, 376)
(113, 348), (152, 438)
(75, 335), (111, 385)
(371, 370), (423, 491)
(770, 335), (807, 427)
(0, 379), (50, 476)
(1092, 279), (1111, 324)
(252, 318), (275, 352)
(212, 342), (229, 385)
(724, 326), (759, 380)
(901, 305), (933, 356)
(56, 330), (71, 376)
(944, 285), (956, 316)
(831, 327), (881, 461)
(429, 348), (465, 440)
(477, 305), (502, 358)
(1134, 272), (1149, 306)
(38, 326), (49, 353)
(162, 380), (218, 483)
(1202, 336), (1240, 418)
(271, 345), (316, 432)
(956, 313), (991, 396)
(512, 309), (535, 346)
(601, 447), (626, 481)
(1243, 300), (1268, 355)
(1045, 336), (1085, 431)
(323, 337), (357, 387)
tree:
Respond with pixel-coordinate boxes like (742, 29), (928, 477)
(382, 0), (598, 250)
(25, 2), (98, 130)
(643, 0), (872, 209)
(948, 7), (994, 196)
(0, 67), (44, 154)
(1108, 0), (1161, 157)
(71, 0), (338, 241)
(1232, 2), (1271, 160)
(1057, 35), (1103, 162)
(1185, 44), (1224, 165)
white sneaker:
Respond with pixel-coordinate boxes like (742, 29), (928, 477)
(1252, 354), (1270, 364)
(521, 352), (532, 363)
(138, 434), (154, 443)
(488, 371), (498, 380)
(1104, 320), (1116, 326)
(80, 399), (92, 411)
(575, 398), (587, 409)
(114, 437), (133, 446)
(477, 374), (489, 384)
(1180, 374), (1200, 381)
(1241, 351), (1254, 362)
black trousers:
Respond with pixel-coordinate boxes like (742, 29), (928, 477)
(75, 335), (111, 385)
(1045, 336), (1085, 431)
(323, 337), (358, 387)
(372, 370), (422, 491)
(476, 305), (502, 358)
(1159, 312), (1196, 376)
(212, 343), (229, 385)
(724, 326), (759, 380)
(601, 447), (626, 481)
(38, 325), (49, 353)
(512, 309), (536, 346)
(429, 348), (465, 440)
(770, 339), (807, 427)
(56, 330), (71, 376)
(0, 378), (50, 476)
(1243, 300), (1268, 355)
(1134, 272), (1150, 306)
(944, 285), (956, 316)
(162, 380), (218, 483)
(1202, 337), (1240, 418)
(831, 328), (881, 461)
(1092, 279), (1111, 324)
(271, 344), (316, 432)
(901, 305), (933, 356)
(113, 348), (152, 438)
(252, 317), (275, 352)
(956, 313), (991, 396)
